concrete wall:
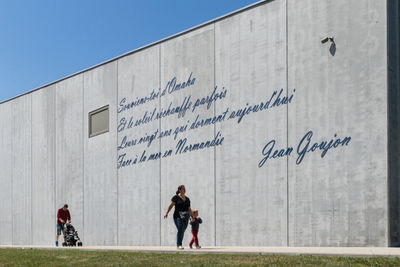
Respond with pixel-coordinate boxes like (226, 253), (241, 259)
(287, 0), (388, 246)
(55, 75), (84, 243)
(117, 45), (161, 245)
(215, 0), (287, 246)
(0, 101), (12, 244)
(11, 94), (32, 245)
(0, 0), (393, 247)
(160, 25), (216, 246)
(84, 62), (118, 246)
(32, 86), (56, 245)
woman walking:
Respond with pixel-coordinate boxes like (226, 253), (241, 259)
(164, 185), (192, 249)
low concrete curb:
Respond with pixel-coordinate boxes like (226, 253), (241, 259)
(1, 245), (400, 257)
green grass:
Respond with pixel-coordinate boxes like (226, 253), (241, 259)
(1, 248), (400, 267)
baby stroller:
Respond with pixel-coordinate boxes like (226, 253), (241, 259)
(62, 223), (82, 247)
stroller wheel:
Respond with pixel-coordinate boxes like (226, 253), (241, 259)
(78, 242), (82, 247)
(62, 242), (67, 247)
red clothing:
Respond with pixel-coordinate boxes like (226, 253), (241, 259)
(57, 208), (71, 224)
(189, 230), (199, 247)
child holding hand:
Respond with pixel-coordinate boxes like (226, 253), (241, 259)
(189, 209), (202, 249)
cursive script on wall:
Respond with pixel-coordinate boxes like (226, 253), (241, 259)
(116, 72), (352, 170)
(258, 131), (351, 168)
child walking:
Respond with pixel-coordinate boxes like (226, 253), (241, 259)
(189, 209), (202, 249)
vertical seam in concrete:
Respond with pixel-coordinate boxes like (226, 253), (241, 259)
(386, 0), (390, 247)
(82, 75), (85, 243)
(159, 44), (162, 246)
(54, 86), (57, 246)
(11, 104), (13, 245)
(213, 22), (217, 247)
(285, 0), (290, 247)
(116, 60), (119, 246)
(31, 94), (33, 245)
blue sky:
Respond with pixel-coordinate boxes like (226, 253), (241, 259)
(0, 0), (260, 102)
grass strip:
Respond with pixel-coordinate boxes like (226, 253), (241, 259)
(1, 248), (400, 266)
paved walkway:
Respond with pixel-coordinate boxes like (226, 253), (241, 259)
(1, 245), (400, 257)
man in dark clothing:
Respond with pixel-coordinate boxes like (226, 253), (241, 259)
(56, 204), (71, 247)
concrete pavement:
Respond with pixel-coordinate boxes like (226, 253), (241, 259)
(1, 245), (400, 257)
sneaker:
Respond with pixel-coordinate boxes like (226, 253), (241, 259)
(55, 241), (58, 247)
(177, 246), (184, 250)
(196, 246), (201, 249)
(189, 245), (193, 249)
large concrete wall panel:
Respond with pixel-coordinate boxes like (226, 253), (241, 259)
(55, 75), (84, 240)
(160, 25), (215, 246)
(0, 102), (13, 244)
(117, 46), (161, 245)
(83, 62), (118, 245)
(11, 94), (32, 245)
(287, 0), (387, 246)
(215, 0), (288, 246)
(32, 86), (56, 245)
(0, 0), (394, 248)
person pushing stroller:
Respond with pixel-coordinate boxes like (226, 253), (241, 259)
(56, 204), (71, 247)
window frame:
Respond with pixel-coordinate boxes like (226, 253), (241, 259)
(88, 105), (109, 138)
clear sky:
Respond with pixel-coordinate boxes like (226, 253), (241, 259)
(0, 0), (260, 103)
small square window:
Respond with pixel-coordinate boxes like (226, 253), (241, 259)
(89, 105), (109, 138)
